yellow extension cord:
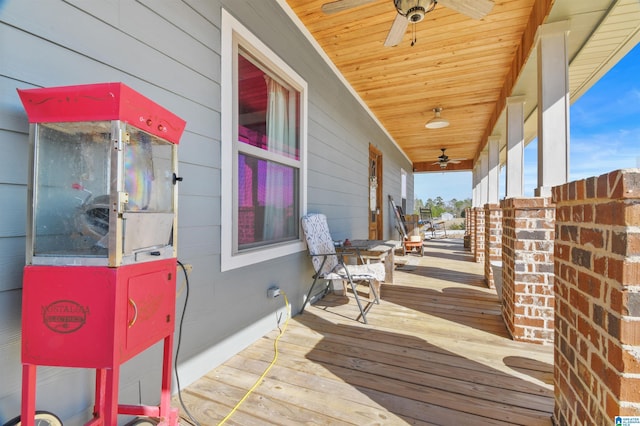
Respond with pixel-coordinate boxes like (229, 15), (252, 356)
(216, 291), (291, 426)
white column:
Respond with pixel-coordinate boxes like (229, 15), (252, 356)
(506, 96), (525, 198)
(487, 137), (501, 204)
(536, 21), (570, 197)
(472, 164), (479, 207)
(479, 151), (489, 206)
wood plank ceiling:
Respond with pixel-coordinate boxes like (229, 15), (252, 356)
(284, 0), (549, 172)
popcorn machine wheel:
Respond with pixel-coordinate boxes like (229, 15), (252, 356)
(16, 83), (186, 426)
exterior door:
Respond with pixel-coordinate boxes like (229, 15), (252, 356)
(368, 144), (383, 240)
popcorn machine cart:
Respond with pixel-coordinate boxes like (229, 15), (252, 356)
(17, 83), (186, 426)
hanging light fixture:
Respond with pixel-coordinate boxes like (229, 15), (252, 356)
(394, 0), (437, 23)
(425, 107), (450, 129)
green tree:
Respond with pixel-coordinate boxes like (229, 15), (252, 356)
(414, 196), (472, 218)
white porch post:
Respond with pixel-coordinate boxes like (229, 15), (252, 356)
(506, 96), (525, 198)
(479, 151), (489, 206)
(535, 21), (571, 197)
(487, 137), (501, 204)
(472, 164), (479, 207)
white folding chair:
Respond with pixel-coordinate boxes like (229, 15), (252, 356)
(300, 213), (384, 324)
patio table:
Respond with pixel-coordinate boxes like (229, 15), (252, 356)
(339, 239), (401, 284)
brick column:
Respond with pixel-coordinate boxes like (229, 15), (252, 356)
(500, 197), (555, 343)
(474, 207), (485, 264)
(464, 207), (470, 230)
(463, 207), (472, 250)
(468, 208), (476, 255)
(484, 204), (502, 289)
(553, 170), (640, 424)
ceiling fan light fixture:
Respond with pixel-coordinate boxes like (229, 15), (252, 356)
(394, 0), (436, 24)
(425, 107), (449, 129)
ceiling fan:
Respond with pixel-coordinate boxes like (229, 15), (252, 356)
(321, 0), (494, 47)
(432, 148), (463, 169)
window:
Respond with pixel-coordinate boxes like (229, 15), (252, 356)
(221, 10), (307, 271)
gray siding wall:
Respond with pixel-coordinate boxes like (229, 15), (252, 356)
(0, 0), (413, 423)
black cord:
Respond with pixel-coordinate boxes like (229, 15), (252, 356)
(175, 260), (201, 426)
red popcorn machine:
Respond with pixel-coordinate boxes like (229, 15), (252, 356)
(17, 83), (186, 425)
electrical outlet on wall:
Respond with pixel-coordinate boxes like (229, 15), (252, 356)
(267, 286), (280, 298)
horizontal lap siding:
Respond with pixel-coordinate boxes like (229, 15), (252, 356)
(0, 0), (412, 422)
(0, 0), (224, 419)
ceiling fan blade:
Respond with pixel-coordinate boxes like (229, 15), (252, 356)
(437, 0), (494, 20)
(384, 13), (408, 47)
(321, 0), (377, 14)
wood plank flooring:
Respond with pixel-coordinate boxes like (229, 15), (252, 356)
(175, 238), (554, 425)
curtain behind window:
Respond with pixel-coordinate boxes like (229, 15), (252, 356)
(263, 76), (295, 241)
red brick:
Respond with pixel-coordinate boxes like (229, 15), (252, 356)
(610, 285), (623, 314)
(555, 242), (571, 261)
(592, 256), (607, 282)
(613, 232), (640, 256)
(569, 327), (578, 348)
(558, 300), (576, 327)
(608, 257), (623, 282)
(567, 181), (577, 201)
(621, 347), (640, 375)
(509, 197), (551, 209)
(605, 391), (621, 419)
(577, 271), (601, 298)
(584, 203), (595, 222)
(609, 311), (621, 340)
(606, 338), (622, 370)
(619, 170), (640, 200)
(556, 205), (571, 222)
(552, 185), (563, 203)
(591, 353), (606, 382)
(585, 176), (597, 199)
(624, 203), (640, 226)
(571, 247), (592, 269)
(572, 204), (584, 222)
(576, 358), (593, 389)
(580, 227), (605, 249)
(519, 316), (545, 328)
(576, 179), (586, 201)
(609, 170), (624, 199)
(620, 376), (640, 402)
(597, 173), (610, 198)
(620, 318), (640, 345)
(577, 315), (600, 347)
(595, 203), (614, 225)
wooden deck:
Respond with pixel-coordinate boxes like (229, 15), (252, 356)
(176, 238), (554, 425)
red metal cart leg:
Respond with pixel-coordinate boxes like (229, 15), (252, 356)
(93, 368), (106, 422)
(103, 367), (119, 426)
(21, 364), (37, 426)
(159, 334), (173, 420)
(119, 333), (177, 425)
(156, 334), (178, 425)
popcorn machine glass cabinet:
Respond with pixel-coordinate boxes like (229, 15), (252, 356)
(29, 121), (177, 266)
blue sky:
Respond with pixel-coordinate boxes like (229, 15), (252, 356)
(414, 42), (640, 202)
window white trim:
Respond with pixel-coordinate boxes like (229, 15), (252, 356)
(220, 9), (307, 272)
